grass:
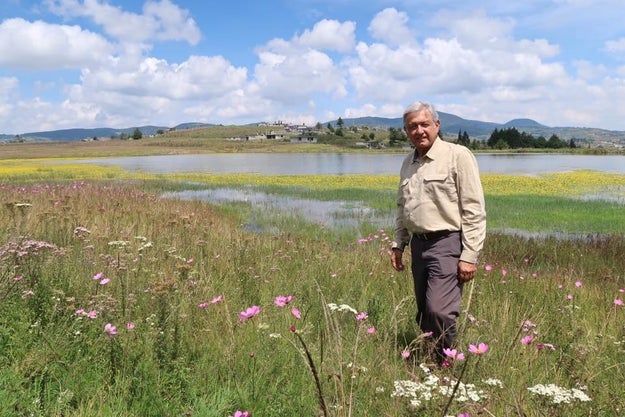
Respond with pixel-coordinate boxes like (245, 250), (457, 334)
(1, 158), (624, 416)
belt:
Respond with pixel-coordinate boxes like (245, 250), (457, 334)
(412, 230), (455, 241)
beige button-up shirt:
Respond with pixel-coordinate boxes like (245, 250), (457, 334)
(392, 137), (486, 264)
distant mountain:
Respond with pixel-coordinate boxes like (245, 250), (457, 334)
(326, 113), (624, 146)
(0, 122), (215, 142)
(1, 113), (623, 147)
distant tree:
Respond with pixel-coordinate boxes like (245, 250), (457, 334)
(315, 122), (323, 130)
(369, 132), (375, 141)
(326, 123), (334, 133)
(568, 138), (576, 148)
(337, 117), (344, 128)
(132, 128), (143, 140)
(119, 133), (128, 140)
(156, 129), (165, 135)
(388, 127), (407, 146)
(335, 128), (344, 137)
(457, 130), (470, 147)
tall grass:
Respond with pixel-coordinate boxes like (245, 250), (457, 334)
(1, 168), (624, 416)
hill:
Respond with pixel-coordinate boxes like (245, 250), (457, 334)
(326, 113), (624, 147)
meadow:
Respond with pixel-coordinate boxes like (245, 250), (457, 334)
(1, 155), (624, 417)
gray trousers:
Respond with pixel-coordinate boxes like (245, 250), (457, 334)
(410, 231), (463, 360)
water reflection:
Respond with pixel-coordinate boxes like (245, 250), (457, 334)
(161, 188), (394, 231)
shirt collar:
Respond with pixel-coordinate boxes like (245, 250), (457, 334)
(412, 136), (443, 163)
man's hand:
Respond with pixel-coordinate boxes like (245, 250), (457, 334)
(458, 260), (477, 283)
(391, 248), (405, 271)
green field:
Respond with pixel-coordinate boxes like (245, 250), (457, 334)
(1, 149), (624, 416)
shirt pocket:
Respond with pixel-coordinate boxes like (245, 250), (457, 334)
(423, 173), (458, 202)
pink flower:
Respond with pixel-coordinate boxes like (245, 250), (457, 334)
(567, 294), (574, 300)
(484, 264), (493, 271)
(356, 311), (368, 321)
(575, 281), (582, 288)
(501, 269), (508, 276)
(198, 302), (208, 309)
(13, 275), (23, 282)
(468, 342), (489, 355)
(93, 272), (104, 281)
(104, 323), (117, 337)
(238, 305), (261, 323)
(521, 335), (535, 345)
(87, 310), (98, 319)
(274, 295), (293, 307)
(614, 299), (624, 306)
(401, 350), (411, 359)
(291, 307), (301, 319)
(443, 348), (465, 360)
(211, 295), (223, 304)
(126, 322), (135, 331)
(230, 411), (251, 417)
(75, 308), (86, 316)
(99, 278), (110, 285)
(366, 327), (376, 334)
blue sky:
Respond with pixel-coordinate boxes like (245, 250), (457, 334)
(1, 0), (625, 134)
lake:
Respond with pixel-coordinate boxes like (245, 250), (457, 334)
(77, 153), (625, 175)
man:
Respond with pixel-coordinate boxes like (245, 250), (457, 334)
(390, 101), (486, 363)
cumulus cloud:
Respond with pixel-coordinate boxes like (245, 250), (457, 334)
(368, 8), (413, 47)
(0, 18), (112, 70)
(46, 0), (201, 44)
(298, 19), (356, 52)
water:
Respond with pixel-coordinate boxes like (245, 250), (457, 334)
(75, 153), (625, 175)
(71, 152), (625, 236)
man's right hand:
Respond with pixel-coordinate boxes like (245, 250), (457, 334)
(391, 248), (405, 271)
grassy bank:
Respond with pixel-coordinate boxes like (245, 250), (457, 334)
(1, 164), (624, 416)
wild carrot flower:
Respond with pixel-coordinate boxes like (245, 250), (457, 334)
(238, 305), (261, 323)
(468, 342), (489, 355)
(274, 295), (293, 307)
(104, 323), (117, 337)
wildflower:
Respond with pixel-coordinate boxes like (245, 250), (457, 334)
(198, 302), (208, 309)
(527, 383), (591, 404)
(401, 350), (411, 359)
(99, 278), (110, 285)
(521, 335), (535, 345)
(367, 327), (376, 334)
(87, 310), (98, 319)
(614, 299), (624, 306)
(327, 303), (358, 315)
(459, 413), (471, 417)
(468, 342), (489, 355)
(575, 280), (582, 288)
(126, 322), (135, 331)
(75, 308), (86, 316)
(274, 295), (293, 307)
(567, 294), (574, 300)
(22, 290), (34, 298)
(211, 295), (223, 304)
(289, 325), (296, 333)
(484, 264), (493, 271)
(229, 411), (251, 417)
(356, 311), (368, 321)
(501, 269), (507, 276)
(104, 323), (117, 337)
(13, 275), (23, 282)
(443, 348), (465, 360)
(291, 307), (301, 319)
(238, 305), (261, 323)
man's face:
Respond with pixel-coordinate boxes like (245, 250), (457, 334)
(403, 109), (440, 154)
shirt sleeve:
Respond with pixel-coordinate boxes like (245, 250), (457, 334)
(456, 147), (487, 263)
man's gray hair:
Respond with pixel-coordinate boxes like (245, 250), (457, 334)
(403, 101), (439, 123)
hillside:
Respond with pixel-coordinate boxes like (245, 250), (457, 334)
(1, 113), (624, 148)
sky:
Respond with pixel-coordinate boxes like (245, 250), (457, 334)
(1, 0), (625, 134)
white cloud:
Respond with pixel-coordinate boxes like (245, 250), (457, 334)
(368, 8), (413, 47)
(46, 0), (201, 44)
(298, 19), (356, 52)
(0, 18), (112, 70)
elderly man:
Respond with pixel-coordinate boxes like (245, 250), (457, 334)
(390, 101), (486, 364)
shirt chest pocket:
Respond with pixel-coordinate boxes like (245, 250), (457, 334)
(422, 173), (458, 202)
